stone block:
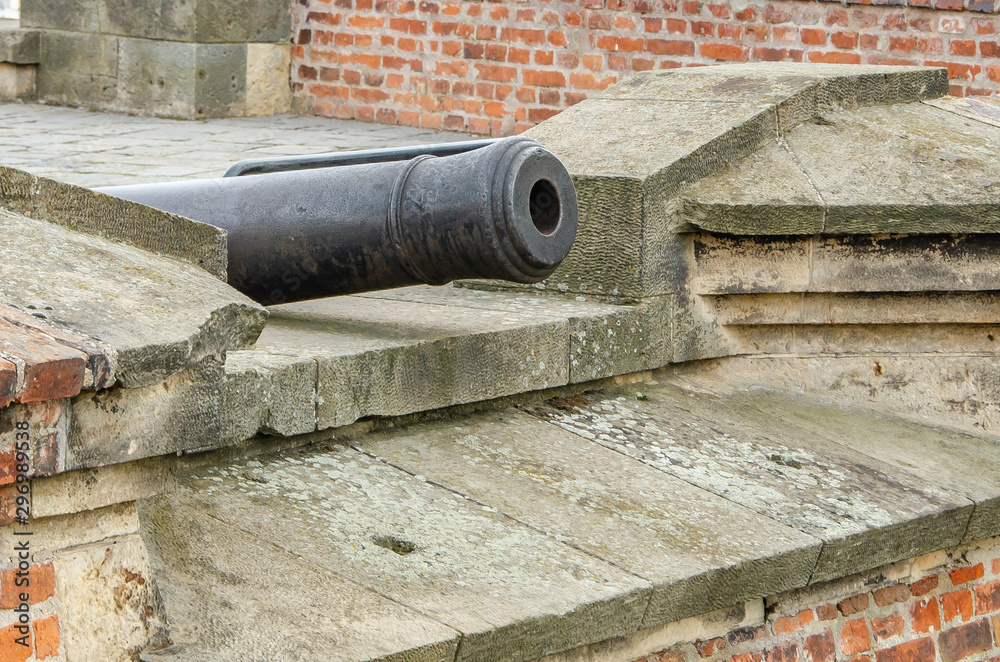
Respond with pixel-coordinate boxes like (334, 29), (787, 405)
(36, 31), (118, 107)
(193, 0), (291, 43)
(20, 0), (101, 31)
(0, 62), (33, 100)
(690, 234), (811, 295)
(246, 42), (291, 116)
(117, 38), (246, 119)
(68, 358), (223, 470)
(0, 29), (40, 64)
(221, 349), (317, 444)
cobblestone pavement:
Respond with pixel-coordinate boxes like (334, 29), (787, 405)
(0, 102), (464, 187)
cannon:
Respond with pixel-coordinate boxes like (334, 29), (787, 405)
(95, 137), (578, 306)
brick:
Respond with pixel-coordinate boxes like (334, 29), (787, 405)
(754, 46), (804, 61)
(0, 562), (55, 608)
(944, 590), (975, 623)
(0, 320), (87, 404)
(939, 620), (993, 662)
(873, 585), (911, 607)
(912, 576), (939, 596)
(830, 31), (858, 48)
(804, 631), (836, 662)
(0, 623), (31, 662)
(647, 39), (696, 55)
(801, 28), (826, 44)
(976, 580), (1000, 614)
(841, 619), (872, 656)
(817, 604), (839, 621)
(729, 626), (767, 645)
(950, 40), (978, 57)
(839, 595), (871, 617)
(765, 642), (798, 662)
(910, 598), (942, 633)
(32, 615), (58, 661)
(774, 610), (816, 636)
(952, 565), (985, 586)
(0, 359), (14, 409)
(994, 559), (1000, 575)
(523, 69), (565, 87)
(808, 50), (862, 64)
(872, 613), (904, 641)
(875, 639), (935, 662)
(697, 638), (726, 658)
(699, 42), (748, 60)
(730, 655), (763, 662)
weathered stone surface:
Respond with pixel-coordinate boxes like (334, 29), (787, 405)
(362, 286), (673, 383)
(680, 141), (824, 235)
(54, 532), (169, 662)
(690, 234), (811, 295)
(193, 0), (291, 43)
(693, 388), (1000, 546)
(69, 358), (223, 469)
(0, 166), (228, 279)
(36, 30), (118, 106)
(0, 62), (34, 100)
(531, 383), (974, 583)
(20, 0), (101, 31)
(0, 29), (40, 64)
(0, 208), (265, 388)
(117, 39), (247, 119)
(256, 295), (571, 430)
(140, 495), (460, 662)
(786, 104), (1000, 234)
(164, 444), (651, 662)
(0, 501), (139, 562)
(705, 292), (1000, 326)
(246, 43), (291, 116)
(360, 410), (820, 629)
(0, 399), (70, 488)
(30, 455), (177, 520)
(222, 349), (317, 444)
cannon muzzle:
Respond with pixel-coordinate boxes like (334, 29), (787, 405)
(95, 137), (578, 305)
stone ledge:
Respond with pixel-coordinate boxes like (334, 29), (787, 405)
(0, 28), (40, 64)
(138, 370), (1000, 662)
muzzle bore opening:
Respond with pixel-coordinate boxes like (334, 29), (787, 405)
(529, 179), (561, 236)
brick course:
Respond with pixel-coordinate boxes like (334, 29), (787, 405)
(628, 537), (1000, 662)
(292, 0), (1000, 135)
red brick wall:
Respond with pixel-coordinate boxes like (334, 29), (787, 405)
(631, 540), (1000, 662)
(290, 0), (1000, 135)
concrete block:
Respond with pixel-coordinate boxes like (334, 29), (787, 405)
(36, 30), (118, 107)
(246, 42), (291, 116)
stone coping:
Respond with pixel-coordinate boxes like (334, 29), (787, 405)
(139, 369), (1000, 662)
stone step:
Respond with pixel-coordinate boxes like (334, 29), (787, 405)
(137, 375), (1000, 662)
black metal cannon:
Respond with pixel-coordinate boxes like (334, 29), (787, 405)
(95, 137), (578, 306)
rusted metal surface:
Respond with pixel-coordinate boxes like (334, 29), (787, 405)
(97, 137), (578, 305)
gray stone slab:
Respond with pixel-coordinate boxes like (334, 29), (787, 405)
(696, 389), (1000, 545)
(20, 0), (100, 31)
(139, 495), (461, 662)
(0, 28), (39, 64)
(0, 165), (229, 279)
(222, 349), (317, 445)
(359, 409), (820, 630)
(256, 295), (571, 429)
(361, 286), (673, 382)
(680, 140), (824, 235)
(786, 104), (1000, 234)
(690, 234), (811, 295)
(528, 383), (974, 583)
(0, 208), (265, 387)
(166, 444), (651, 662)
(68, 358), (223, 469)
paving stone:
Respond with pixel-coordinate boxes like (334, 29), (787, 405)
(139, 495), (461, 662)
(164, 444), (651, 662)
(358, 409), (821, 629)
(529, 382), (974, 583)
(0, 207), (265, 388)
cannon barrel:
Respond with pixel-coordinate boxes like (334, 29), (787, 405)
(95, 137), (578, 306)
